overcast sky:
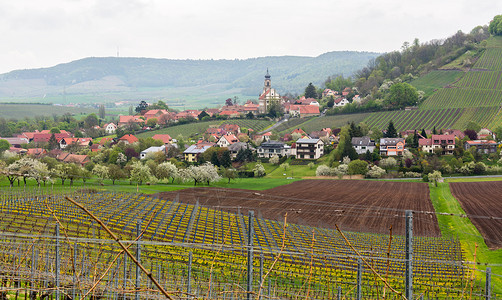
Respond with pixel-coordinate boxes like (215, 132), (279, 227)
(0, 0), (500, 74)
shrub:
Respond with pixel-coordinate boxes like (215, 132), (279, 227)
(348, 159), (369, 175)
(316, 165), (332, 176)
(404, 172), (422, 178)
(366, 165), (386, 178)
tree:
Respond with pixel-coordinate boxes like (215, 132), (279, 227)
(489, 15), (502, 36)
(84, 114), (99, 129)
(428, 170), (443, 187)
(269, 155), (280, 164)
(349, 122), (362, 138)
(348, 160), (368, 175)
(280, 162), (290, 171)
(385, 82), (418, 108)
(219, 150), (232, 168)
(50, 127), (61, 134)
(366, 165), (386, 178)
(384, 121), (397, 138)
(464, 129), (477, 140)
(0, 139), (10, 155)
(130, 161), (154, 185)
(253, 163), (266, 177)
(304, 83), (318, 99)
(198, 111), (209, 119)
(98, 104), (106, 119)
(326, 96), (334, 108)
(211, 151), (220, 166)
(223, 168), (237, 183)
(48, 134), (59, 150)
(156, 162), (178, 183)
(316, 165), (332, 176)
(465, 121), (481, 133)
(135, 101), (148, 113)
(108, 164), (127, 185)
(7, 157), (49, 187)
(92, 164), (109, 184)
(180, 163), (221, 186)
(380, 157), (397, 169)
(246, 112), (254, 119)
(225, 98), (233, 106)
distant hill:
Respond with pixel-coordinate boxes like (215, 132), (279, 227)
(0, 52), (379, 108)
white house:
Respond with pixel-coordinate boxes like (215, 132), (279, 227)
(216, 134), (239, 148)
(292, 138), (324, 159)
(351, 136), (376, 155)
(104, 123), (117, 134)
(257, 141), (291, 158)
(140, 145), (166, 159)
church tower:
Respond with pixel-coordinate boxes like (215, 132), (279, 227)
(264, 68), (271, 89)
(258, 69), (281, 114)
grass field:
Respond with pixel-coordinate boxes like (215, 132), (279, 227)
(136, 121), (220, 139)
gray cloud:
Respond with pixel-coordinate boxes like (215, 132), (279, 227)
(0, 0), (501, 73)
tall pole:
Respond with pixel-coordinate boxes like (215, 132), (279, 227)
(247, 211), (255, 300)
(55, 223), (60, 300)
(136, 221), (141, 300)
(405, 210), (413, 300)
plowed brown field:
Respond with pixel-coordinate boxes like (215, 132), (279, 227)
(450, 181), (502, 249)
(159, 179), (440, 236)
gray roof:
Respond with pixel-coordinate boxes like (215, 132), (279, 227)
(260, 140), (285, 149)
(296, 138), (322, 144)
(351, 136), (375, 147)
(228, 142), (255, 152)
(141, 145), (165, 154)
(380, 138), (405, 146)
(183, 144), (212, 154)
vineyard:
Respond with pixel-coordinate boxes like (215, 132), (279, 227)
(410, 70), (463, 96)
(219, 119), (274, 132)
(0, 188), (492, 299)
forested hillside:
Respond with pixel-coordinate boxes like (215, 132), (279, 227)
(0, 51), (379, 107)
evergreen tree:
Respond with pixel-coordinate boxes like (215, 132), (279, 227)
(432, 126), (437, 135)
(198, 111), (209, 119)
(327, 96), (334, 108)
(98, 104), (106, 119)
(211, 151), (220, 167)
(220, 150), (232, 168)
(135, 101), (148, 113)
(412, 130), (419, 148)
(385, 121), (397, 138)
(349, 122), (362, 138)
(304, 83), (318, 99)
(48, 134), (59, 150)
(421, 128), (427, 138)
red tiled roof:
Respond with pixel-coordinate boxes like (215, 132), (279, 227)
(119, 134), (138, 144)
(152, 134), (172, 144)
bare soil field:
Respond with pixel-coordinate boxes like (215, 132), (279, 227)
(450, 181), (502, 249)
(159, 179), (440, 237)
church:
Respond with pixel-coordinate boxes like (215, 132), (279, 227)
(258, 69), (282, 114)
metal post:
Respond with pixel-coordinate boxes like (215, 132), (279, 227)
(247, 210), (255, 300)
(486, 267), (492, 300)
(55, 223), (60, 300)
(356, 258), (362, 300)
(337, 286), (342, 300)
(405, 210), (413, 300)
(72, 243), (77, 300)
(123, 252), (128, 300)
(188, 251), (193, 295)
(136, 221), (141, 300)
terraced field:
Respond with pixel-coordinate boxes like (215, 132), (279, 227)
(0, 188), (485, 299)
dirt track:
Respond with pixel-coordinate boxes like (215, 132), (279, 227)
(159, 179), (440, 237)
(450, 181), (502, 249)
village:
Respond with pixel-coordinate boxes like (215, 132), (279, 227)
(0, 70), (500, 187)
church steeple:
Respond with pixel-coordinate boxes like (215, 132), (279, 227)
(264, 68), (271, 88)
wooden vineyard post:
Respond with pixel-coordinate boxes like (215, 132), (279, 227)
(247, 210), (255, 300)
(357, 258), (362, 300)
(486, 267), (492, 300)
(135, 220), (142, 300)
(405, 210), (413, 300)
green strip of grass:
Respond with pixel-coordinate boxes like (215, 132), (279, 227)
(429, 182), (502, 294)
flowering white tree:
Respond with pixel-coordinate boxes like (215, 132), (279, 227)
(253, 163), (266, 177)
(316, 165), (332, 176)
(180, 162), (220, 186)
(156, 162), (179, 183)
(366, 165), (386, 178)
(428, 170), (443, 187)
(269, 155), (280, 164)
(7, 157), (50, 187)
(380, 157), (397, 169)
(116, 153), (127, 166)
(333, 164), (349, 177)
(130, 161), (156, 185)
(92, 164), (109, 184)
